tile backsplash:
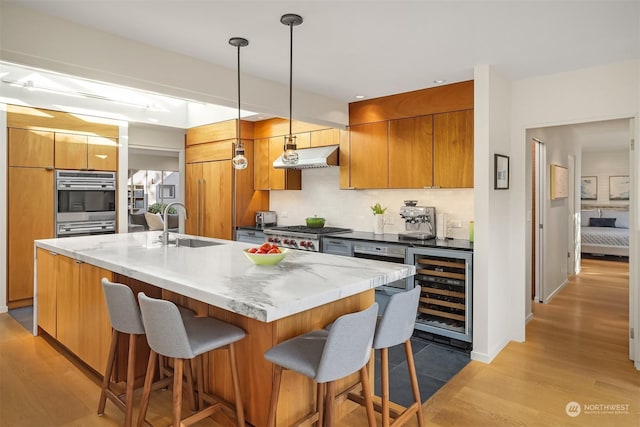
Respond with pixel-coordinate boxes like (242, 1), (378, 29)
(269, 168), (474, 240)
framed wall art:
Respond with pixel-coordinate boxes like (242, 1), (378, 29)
(494, 154), (509, 190)
(580, 176), (597, 200)
(550, 164), (568, 200)
(609, 175), (629, 200)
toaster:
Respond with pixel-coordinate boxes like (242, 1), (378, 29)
(255, 211), (277, 227)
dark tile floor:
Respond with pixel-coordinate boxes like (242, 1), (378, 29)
(9, 307), (471, 405)
(372, 336), (470, 405)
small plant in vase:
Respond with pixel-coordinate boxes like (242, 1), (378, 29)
(371, 203), (387, 234)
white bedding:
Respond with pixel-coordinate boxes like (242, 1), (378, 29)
(580, 208), (629, 257)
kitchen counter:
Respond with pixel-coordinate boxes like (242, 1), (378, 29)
(328, 230), (474, 251)
(34, 231), (415, 323)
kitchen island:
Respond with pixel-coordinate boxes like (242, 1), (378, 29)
(33, 232), (415, 426)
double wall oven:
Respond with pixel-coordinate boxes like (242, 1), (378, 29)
(55, 170), (117, 237)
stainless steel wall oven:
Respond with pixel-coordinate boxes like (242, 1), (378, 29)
(55, 170), (117, 237)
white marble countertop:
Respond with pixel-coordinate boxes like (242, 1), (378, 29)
(35, 232), (415, 323)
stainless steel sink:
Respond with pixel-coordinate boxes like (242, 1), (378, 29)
(175, 238), (222, 248)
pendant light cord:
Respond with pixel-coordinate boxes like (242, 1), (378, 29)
(288, 21), (293, 139)
(237, 43), (242, 146)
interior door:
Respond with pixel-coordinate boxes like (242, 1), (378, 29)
(533, 140), (545, 302)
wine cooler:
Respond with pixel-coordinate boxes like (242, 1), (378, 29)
(406, 247), (473, 345)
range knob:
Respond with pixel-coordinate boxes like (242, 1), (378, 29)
(300, 241), (307, 248)
(289, 240), (298, 247)
(268, 237), (275, 242)
(307, 242), (315, 250)
(283, 239), (290, 244)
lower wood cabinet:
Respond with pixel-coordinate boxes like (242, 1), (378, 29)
(36, 249), (113, 373)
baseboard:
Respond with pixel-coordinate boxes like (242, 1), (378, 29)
(526, 312), (534, 324)
(544, 278), (569, 304)
(0, 305), (8, 314)
(470, 336), (511, 364)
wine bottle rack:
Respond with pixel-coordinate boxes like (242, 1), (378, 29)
(406, 247), (473, 343)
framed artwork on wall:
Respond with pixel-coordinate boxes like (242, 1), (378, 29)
(494, 154), (509, 190)
(580, 176), (597, 200)
(550, 164), (568, 200)
(609, 175), (629, 200)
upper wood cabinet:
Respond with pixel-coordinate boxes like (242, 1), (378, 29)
(310, 128), (340, 148)
(433, 110), (474, 188)
(8, 128), (54, 168)
(389, 115), (433, 188)
(253, 137), (302, 191)
(349, 122), (388, 189)
(87, 136), (118, 171)
(55, 133), (117, 171)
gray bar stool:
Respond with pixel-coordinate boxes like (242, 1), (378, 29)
(136, 292), (246, 427)
(98, 278), (197, 427)
(346, 286), (424, 427)
(264, 303), (379, 427)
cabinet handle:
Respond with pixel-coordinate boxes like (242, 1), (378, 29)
(75, 260), (83, 264)
(200, 179), (206, 236)
(45, 166), (54, 171)
(48, 251), (57, 256)
(196, 179), (201, 235)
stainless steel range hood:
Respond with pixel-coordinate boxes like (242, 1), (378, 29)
(273, 145), (339, 169)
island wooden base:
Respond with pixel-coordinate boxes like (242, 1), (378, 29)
(114, 274), (373, 427)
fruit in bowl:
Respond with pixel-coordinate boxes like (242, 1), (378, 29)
(244, 243), (289, 265)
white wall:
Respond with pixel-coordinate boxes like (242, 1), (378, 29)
(0, 105), (7, 313)
(582, 150), (630, 206)
(511, 60), (640, 367)
(472, 65), (513, 362)
(0, 3), (348, 128)
(270, 168), (473, 238)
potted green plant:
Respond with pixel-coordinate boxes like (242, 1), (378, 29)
(147, 203), (176, 215)
(371, 203), (387, 234)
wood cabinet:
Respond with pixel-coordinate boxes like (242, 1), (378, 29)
(36, 249), (57, 337)
(8, 167), (54, 307)
(55, 133), (117, 171)
(310, 128), (340, 147)
(185, 161), (233, 240)
(37, 250), (113, 373)
(389, 115), (433, 188)
(349, 121), (388, 189)
(185, 119), (268, 236)
(433, 110), (474, 188)
(344, 81), (474, 189)
(8, 128), (54, 168)
(253, 137), (302, 191)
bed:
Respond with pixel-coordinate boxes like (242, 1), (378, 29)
(580, 206), (629, 257)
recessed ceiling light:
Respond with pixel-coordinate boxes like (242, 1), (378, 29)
(355, 95), (365, 99)
(433, 79), (446, 84)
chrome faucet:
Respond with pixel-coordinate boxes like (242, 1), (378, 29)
(162, 202), (187, 245)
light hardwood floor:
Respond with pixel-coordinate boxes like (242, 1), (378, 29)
(1, 258), (638, 426)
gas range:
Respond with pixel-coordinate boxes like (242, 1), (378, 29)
(263, 226), (352, 252)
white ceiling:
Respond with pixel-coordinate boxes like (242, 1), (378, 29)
(8, 0), (639, 102)
(2, 0), (639, 150)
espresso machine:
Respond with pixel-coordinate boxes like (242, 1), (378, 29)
(398, 201), (436, 240)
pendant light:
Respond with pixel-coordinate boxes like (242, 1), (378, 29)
(281, 13), (303, 165)
(230, 37), (249, 170)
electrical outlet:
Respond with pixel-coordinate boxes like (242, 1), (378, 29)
(385, 214), (394, 225)
(450, 220), (462, 228)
